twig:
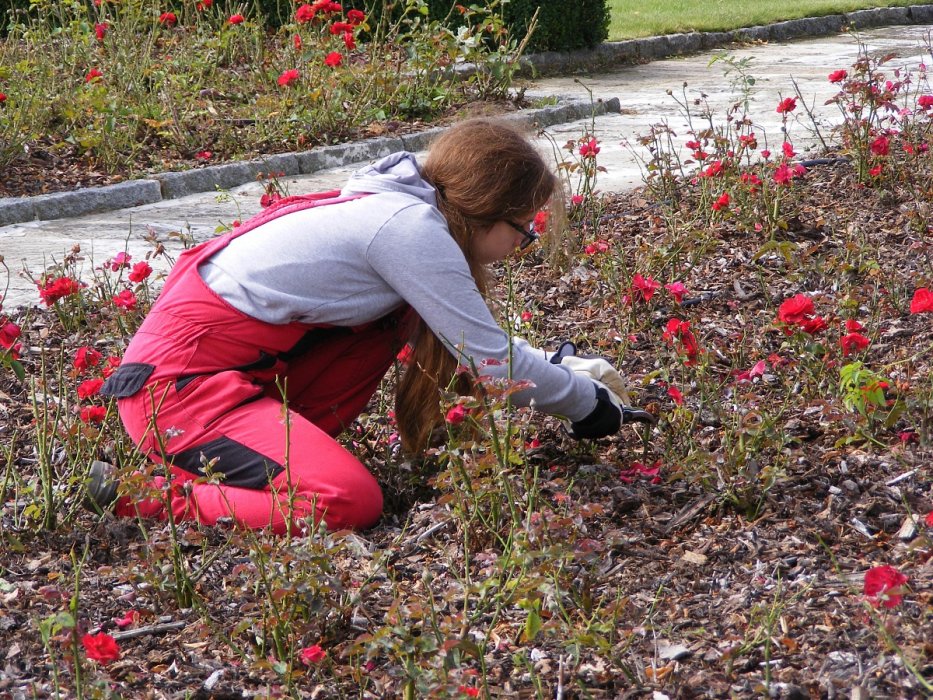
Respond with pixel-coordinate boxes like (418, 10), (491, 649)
(556, 654), (565, 700)
(414, 518), (452, 543)
(790, 75), (829, 151)
(885, 470), (916, 486)
(111, 621), (186, 641)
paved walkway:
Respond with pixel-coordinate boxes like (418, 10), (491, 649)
(1, 24), (931, 308)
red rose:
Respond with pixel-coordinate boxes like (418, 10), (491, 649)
(102, 356), (121, 378)
(295, 4), (316, 23)
(711, 192), (730, 211)
(665, 281), (687, 303)
(632, 273), (661, 302)
(445, 404), (468, 425)
(863, 565), (908, 609)
(77, 378), (104, 399)
(39, 276), (82, 305)
(844, 318), (864, 332)
(228, 14), (244, 24)
(663, 318), (701, 364)
(828, 69), (847, 83)
(324, 51), (342, 67)
(74, 346), (103, 372)
(910, 287), (933, 313)
(278, 69), (300, 87)
(579, 138), (599, 158)
(159, 11), (177, 26)
(80, 405), (108, 424)
(773, 163), (794, 185)
(799, 315), (827, 335)
(701, 160), (724, 178)
(870, 135), (890, 156)
(0, 321), (21, 348)
(107, 251), (131, 271)
(777, 294), (815, 325)
(112, 289), (138, 312)
(776, 97), (796, 114)
(129, 261), (153, 283)
(840, 332), (870, 356)
(82, 632), (120, 663)
(299, 644), (326, 664)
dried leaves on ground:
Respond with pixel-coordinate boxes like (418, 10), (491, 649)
(0, 158), (931, 699)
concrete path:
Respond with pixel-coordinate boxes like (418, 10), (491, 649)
(1, 23), (931, 308)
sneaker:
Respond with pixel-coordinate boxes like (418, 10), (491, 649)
(84, 460), (120, 512)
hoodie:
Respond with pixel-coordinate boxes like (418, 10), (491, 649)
(199, 152), (598, 421)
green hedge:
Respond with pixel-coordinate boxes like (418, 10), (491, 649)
(504, 0), (610, 52)
(3, 0), (31, 25)
(259, 0), (609, 53)
(414, 1), (610, 52)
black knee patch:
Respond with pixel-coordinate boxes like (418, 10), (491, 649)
(100, 363), (155, 398)
(168, 436), (284, 489)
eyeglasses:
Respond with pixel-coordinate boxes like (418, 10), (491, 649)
(505, 220), (540, 250)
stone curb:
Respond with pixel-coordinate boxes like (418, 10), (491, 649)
(521, 4), (933, 76)
(0, 98), (619, 227)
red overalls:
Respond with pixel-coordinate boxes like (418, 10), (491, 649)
(101, 191), (413, 534)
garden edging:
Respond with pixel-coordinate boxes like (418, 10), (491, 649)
(0, 97), (620, 228)
(521, 5), (933, 75)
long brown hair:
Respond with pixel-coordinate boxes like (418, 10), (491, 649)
(395, 118), (558, 453)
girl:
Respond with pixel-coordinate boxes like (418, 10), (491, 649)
(92, 118), (645, 534)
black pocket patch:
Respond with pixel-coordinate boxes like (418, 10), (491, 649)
(99, 363), (156, 398)
(168, 436), (284, 488)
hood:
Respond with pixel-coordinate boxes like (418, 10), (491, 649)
(342, 152), (437, 206)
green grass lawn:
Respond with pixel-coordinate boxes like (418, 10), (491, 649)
(606, 0), (930, 39)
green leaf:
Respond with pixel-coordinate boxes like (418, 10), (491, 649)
(522, 606), (541, 642)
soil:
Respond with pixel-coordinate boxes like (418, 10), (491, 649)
(0, 157), (930, 698)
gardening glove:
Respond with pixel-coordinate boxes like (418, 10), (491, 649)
(551, 342), (657, 437)
(564, 381), (658, 440)
(565, 383), (624, 440)
(549, 341), (631, 404)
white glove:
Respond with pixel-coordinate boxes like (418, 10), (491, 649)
(559, 355), (631, 405)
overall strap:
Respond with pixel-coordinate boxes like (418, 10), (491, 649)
(226, 190), (369, 240)
(159, 190), (371, 295)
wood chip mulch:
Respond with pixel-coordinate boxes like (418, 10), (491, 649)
(0, 156), (930, 699)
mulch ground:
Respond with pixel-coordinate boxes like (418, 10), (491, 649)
(0, 156), (930, 698)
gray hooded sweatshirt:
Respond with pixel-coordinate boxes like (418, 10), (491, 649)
(200, 152), (598, 421)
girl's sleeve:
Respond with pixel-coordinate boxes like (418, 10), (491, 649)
(367, 204), (598, 421)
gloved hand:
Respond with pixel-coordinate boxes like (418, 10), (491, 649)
(564, 382), (658, 440)
(566, 384), (623, 439)
(549, 340), (631, 404)
(552, 341), (657, 439)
